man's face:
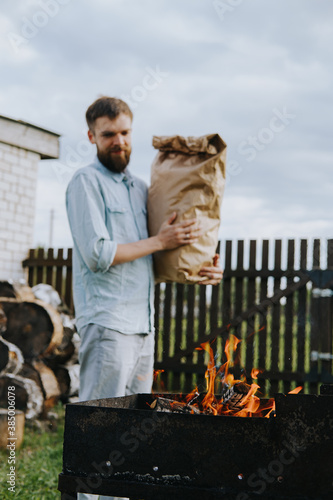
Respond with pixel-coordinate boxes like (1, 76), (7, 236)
(88, 113), (132, 173)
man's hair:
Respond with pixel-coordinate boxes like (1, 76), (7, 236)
(86, 96), (133, 131)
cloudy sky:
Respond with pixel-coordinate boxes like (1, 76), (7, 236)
(1, 0), (332, 257)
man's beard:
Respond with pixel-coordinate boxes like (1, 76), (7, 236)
(97, 146), (131, 173)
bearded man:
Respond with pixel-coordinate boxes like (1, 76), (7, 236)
(66, 97), (222, 500)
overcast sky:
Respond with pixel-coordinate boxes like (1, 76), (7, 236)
(1, 0), (332, 257)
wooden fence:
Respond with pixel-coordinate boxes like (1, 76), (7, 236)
(23, 239), (333, 396)
(24, 247), (73, 311)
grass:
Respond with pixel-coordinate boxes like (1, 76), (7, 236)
(0, 403), (65, 500)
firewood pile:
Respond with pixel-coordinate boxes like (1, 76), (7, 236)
(0, 281), (80, 419)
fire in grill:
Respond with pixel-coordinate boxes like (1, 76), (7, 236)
(58, 384), (333, 500)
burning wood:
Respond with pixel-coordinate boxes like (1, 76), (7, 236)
(221, 382), (250, 410)
(150, 386), (254, 416)
(150, 397), (200, 414)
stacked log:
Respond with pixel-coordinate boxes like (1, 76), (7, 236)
(0, 282), (80, 419)
(0, 337), (24, 376)
(0, 373), (44, 419)
(0, 299), (62, 361)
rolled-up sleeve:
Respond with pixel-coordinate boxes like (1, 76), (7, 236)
(66, 172), (117, 273)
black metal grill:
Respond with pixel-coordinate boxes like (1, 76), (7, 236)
(58, 385), (333, 499)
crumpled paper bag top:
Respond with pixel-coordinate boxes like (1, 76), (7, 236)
(152, 134), (221, 155)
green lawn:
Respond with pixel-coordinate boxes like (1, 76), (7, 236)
(0, 403), (65, 500)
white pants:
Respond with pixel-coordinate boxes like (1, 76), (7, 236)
(77, 324), (154, 500)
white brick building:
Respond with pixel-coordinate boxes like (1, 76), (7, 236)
(0, 115), (60, 281)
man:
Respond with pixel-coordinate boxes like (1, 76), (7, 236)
(66, 97), (223, 500)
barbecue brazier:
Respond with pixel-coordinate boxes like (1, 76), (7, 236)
(58, 386), (333, 499)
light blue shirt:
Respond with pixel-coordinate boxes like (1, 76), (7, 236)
(66, 157), (155, 334)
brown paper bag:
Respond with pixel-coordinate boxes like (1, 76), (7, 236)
(147, 133), (227, 284)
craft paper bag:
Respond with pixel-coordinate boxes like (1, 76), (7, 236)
(147, 133), (226, 284)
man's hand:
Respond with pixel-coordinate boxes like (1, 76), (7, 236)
(198, 254), (223, 285)
(157, 212), (202, 250)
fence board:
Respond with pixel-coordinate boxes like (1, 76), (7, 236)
(221, 240), (232, 330)
(36, 247), (44, 284)
(310, 239), (321, 394)
(271, 239), (282, 394)
(197, 285), (207, 371)
(173, 284), (184, 391)
(328, 239), (333, 378)
(245, 240), (256, 377)
(163, 284), (172, 359)
(55, 248), (64, 300)
(46, 248), (54, 285)
(27, 248), (35, 286)
(184, 284), (195, 392)
(258, 240), (269, 390)
(64, 248), (73, 310)
(154, 283), (161, 359)
(209, 240), (220, 335)
(296, 240), (308, 388)
(283, 239), (295, 393)
(235, 240), (244, 340)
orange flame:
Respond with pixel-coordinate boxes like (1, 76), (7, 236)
(153, 369), (164, 381)
(153, 369), (165, 392)
(251, 368), (261, 379)
(288, 386), (303, 394)
(188, 334), (303, 418)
